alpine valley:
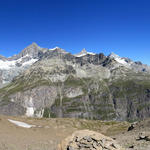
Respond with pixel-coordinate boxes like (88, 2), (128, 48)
(1, 43), (150, 121)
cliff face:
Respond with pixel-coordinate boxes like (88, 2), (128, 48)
(50, 77), (150, 121)
(0, 43), (150, 121)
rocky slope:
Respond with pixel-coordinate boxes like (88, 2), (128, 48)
(0, 43), (150, 121)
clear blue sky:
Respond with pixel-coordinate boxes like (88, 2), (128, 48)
(0, 0), (150, 64)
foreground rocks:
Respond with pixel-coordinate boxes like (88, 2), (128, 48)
(136, 132), (150, 141)
(127, 122), (138, 131)
(58, 130), (126, 150)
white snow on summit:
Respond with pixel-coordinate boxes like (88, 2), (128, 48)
(114, 57), (127, 65)
(49, 47), (60, 51)
(49, 47), (69, 54)
(109, 52), (128, 65)
(75, 53), (87, 57)
(74, 48), (96, 57)
(0, 59), (16, 70)
(87, 52), (96, 55)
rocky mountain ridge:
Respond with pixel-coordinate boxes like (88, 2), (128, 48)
(0, 43), (42, 87)
(0, 43), (150, 121)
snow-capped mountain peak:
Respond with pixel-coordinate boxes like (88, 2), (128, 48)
(49, 46), (60, 51)
(74, 48), (96, 57)
(108, 52), (128, 65)
(0, 54), (38, 70)
(17, 42), (42, 58)
(0, 43), (43, 86)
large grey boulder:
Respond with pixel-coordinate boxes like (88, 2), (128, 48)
(58, 130), (126, 150)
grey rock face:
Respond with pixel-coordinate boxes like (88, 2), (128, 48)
(0, 101), (26, 116)
(1, 43), (150, 121)
(9, 42), (46, 60)
(9, 86), (58, 117)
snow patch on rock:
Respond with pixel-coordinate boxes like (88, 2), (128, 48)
(25, 97), (35, 117)
(114, 57), (127, 65)
(22, 58), (38, 66)
(0, 54), (38, 70)
(26, 107), (35, 117)
(109, 52), (130, 66)
(8, 119), (35, 128)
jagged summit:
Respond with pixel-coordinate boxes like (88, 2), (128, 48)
(17, 42), (42, 58)
(29, 42), (39, 47)
(23, 42), (39, 49)
(108, 52), (130, 65)
(0, 43), (43, 85)
(0, 43), (148, 71)
(81, 48), (87, 53)
(74, 48), (96, 57)
(75, 48), (87, 57)
(6, 42), (42, 61)
(108, 52), (120, 58)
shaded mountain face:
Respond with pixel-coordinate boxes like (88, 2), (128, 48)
(0, 43), (150, 121)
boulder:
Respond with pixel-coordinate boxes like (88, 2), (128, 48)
(128, 122), (137, 131)
(136, 132), (150, 141)
(58, 130), (126, 150)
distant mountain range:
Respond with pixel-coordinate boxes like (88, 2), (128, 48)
(0, 43), (150, 121)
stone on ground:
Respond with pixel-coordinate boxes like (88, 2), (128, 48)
(58, 130), (126, 150)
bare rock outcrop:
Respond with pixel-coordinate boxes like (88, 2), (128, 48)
(58, 130), (125, 150)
